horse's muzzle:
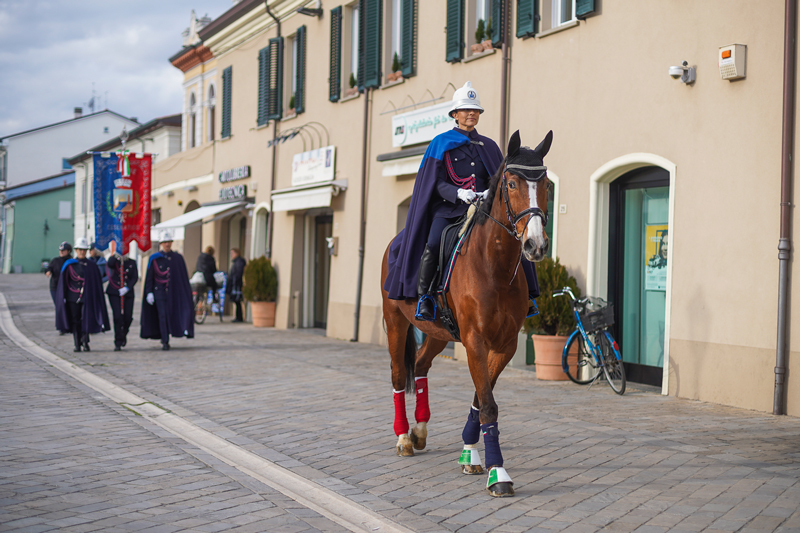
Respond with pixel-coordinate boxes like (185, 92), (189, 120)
(523, 236), (549, 262)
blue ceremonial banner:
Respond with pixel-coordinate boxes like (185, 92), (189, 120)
(93, 153), (123, 253)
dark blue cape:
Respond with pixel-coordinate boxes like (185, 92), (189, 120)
(140, 251), (195, 340)
(55, 258), (110, 334)
(384, 129), (503, 300)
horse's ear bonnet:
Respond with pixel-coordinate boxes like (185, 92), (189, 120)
(504, 130), (552, 182)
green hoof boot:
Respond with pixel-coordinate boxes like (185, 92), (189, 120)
(486, 467), (515, 498)
(458, 444), (483, 474)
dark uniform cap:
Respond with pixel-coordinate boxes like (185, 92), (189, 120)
(59, 241), (72, 252)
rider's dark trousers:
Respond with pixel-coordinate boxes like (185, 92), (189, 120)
(154, 293), (171, 345)
(66, 301), (87, 348)
(108, 294), (134, 346)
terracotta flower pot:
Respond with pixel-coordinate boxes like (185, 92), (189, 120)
(471, 43), (484, 54)
(251, 301), (276, 327)
(482, 40), (494, 51)
(531, 333), (577, 380)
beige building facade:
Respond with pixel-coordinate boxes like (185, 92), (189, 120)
(149, 0), (798, 416)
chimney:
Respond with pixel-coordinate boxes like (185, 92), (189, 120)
(74, 107), (83, 118)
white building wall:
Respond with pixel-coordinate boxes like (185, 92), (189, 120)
(2, 112), (138, 187)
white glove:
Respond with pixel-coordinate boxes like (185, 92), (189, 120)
(457, 188), (477, 203)
(478, 190), (490, 200)
(146, 293), (154, 305)
(119, 287), (129, 296)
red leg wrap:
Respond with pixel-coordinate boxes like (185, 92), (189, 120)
(393, 391), (409, 436)
(414, 377), (430, 423)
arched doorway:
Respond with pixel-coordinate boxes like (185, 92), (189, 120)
(183, 200), (201, 269)
(252, 205), (269, 258)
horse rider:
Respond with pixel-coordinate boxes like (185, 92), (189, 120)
(383, 81), (539, 321)
(55, 237), (109, 352)
(106, 252), (138, 351)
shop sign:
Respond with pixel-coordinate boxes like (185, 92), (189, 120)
(219, 184), (247, 201)
(291, 146), (336, 187)
(219, 165), (250, 183)
(391, 101), (452, 147)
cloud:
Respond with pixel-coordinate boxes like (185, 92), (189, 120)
(0, 0), (224, 136)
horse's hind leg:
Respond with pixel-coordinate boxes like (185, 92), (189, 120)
(409, 336), (448, 451)
(458, 393), (484, 475)
(387, 316), (415, 456)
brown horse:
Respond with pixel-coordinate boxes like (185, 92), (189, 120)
(380, 130), (552, 497)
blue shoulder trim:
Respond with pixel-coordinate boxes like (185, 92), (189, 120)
(60, 258), (78, 273)
(419, 130), (470, 170)
(147, 252), (163, 269)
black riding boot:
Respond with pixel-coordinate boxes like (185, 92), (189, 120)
(415, 246), (439, 322)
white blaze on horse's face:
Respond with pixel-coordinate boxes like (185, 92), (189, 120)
(523, 180), (549, 262)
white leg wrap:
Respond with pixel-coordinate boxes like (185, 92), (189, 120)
(487, 466), (513, 487)
(458, 444), (483, 466)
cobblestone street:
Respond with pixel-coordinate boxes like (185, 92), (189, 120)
(1, 274), (799, 532)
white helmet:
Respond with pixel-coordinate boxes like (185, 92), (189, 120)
(449, 81), (484, 118)
(74, 237), (90, 250)
(159, 229), (175, 243)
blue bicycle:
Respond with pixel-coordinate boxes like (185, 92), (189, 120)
(554, 287), (626, 395)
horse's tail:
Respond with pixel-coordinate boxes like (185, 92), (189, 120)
(404, 324), (416, 394)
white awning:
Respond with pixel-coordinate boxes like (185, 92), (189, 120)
(151, 201), (245, 241)
(271, 179), (348, 213)
(381, 155), (423, 177)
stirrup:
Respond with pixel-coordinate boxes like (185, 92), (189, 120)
(526, 299), (539, 318)
(414, 294), (437, 322)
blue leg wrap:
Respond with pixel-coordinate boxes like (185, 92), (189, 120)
(461, 407), (480, 445)
(481, 422), (503, 468)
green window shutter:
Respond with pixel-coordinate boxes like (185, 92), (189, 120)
(295, 26), (306, 114)
(400, 0), (415, 77)
(267, 37), (283, 121)
(490, 0), (505, 47)
(358, 0), (382, 89)
(445, 0), (464, 63)
(516, 0), (538, 38)
(329, 6), (342, 102)
(257, 47), (269, 126)
(576, 0), (595, 19)
(221, 66), (232, 138)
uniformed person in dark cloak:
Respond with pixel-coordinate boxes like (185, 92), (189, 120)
(140, 230), (194, 350)
(45, 241), (72, 308)
(55, 238), (110, 352)
(106, 253), (138, 351)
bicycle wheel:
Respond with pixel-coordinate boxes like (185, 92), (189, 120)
(194, 293), (208, 325)
(598, 331), (626, 395)
(564, 332), (601, 385)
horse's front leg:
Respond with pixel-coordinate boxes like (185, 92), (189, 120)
(386, 313), (415, 457)
(464, 338), (516, 497)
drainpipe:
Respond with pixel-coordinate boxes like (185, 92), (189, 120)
(265, 1), (281, 260)
(352, 88), (371, 342)
(499, 0), (511, 148)
(774, 0), (796, 415)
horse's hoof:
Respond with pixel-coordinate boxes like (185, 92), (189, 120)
(410, 422), (427, 450)
(461, 464), (484, 475)
(487, 482), (515, 497)
(396, 434), (414, 456)
(486, 466), (514, 497)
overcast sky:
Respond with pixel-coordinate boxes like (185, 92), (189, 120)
(0, 0), (229, 137)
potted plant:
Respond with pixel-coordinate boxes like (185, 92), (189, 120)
(388, 52), (403, 82)
(523, 257), (581, 380)
(483, 18), (494, 50)
(472, 19), (486, 54)
(288, 94), (296, 116)
(345, 72), (358, 97)
(242, 256), (277, 327)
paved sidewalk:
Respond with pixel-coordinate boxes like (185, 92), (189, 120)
(1, 274), (799, 533)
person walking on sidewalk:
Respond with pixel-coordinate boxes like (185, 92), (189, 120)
(55, 238), (109, 352)
(195, 246), (219, 299)
(227, 248), (246, 323)
(140, 230), (194, 350)
(106, 253), (138, 351)
(45, 241), (72, 307)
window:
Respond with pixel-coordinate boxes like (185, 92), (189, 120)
(80, 180), (86, 214)
(287, 26), (306, 114)
(221, 66), (232, 138)
(517, 0), (594, 38)
(103, 127), (109, 134)
(350, 4), (359, 83)
(152, 207), (161, 226)
(258, 38), (283, 126)
(189, 92), (197, 148)
(58, 201), (71, 220)
(449, 0), (503, 60)
(384, 0), (415, 79)
(62, 158), (72, 171)
(207, 84), (216, 142)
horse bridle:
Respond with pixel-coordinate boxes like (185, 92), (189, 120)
(483, 164), (549, 241)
